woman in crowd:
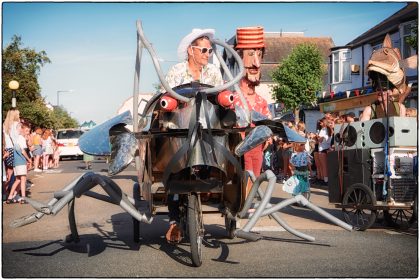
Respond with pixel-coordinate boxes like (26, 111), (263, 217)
(2, 109), (21, 198)
(314, 118), (331, 185)
(5, 123), (31, 204)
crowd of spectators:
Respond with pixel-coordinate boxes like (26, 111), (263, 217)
(2, 109), (60, 204)
(262, 107), (417, 189)
(262, 111), (365, 187)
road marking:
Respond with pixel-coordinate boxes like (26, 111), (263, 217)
(252, 226), (286, 232)
(43, 169), (63, 174)
(384, 230), (402, 235)
(312, 188), (329, 194)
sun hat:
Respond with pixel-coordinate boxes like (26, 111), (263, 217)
(235, 26), (265, 49)
(177, 28), (215, 61)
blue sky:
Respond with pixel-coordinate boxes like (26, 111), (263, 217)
(2, 2), (407, 124)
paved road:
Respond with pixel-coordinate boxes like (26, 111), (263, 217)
(2, 159), (418, 277)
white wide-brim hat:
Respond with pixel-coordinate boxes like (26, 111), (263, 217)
(177, 28), (215, 61)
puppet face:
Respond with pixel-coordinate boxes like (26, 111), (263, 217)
(242, 48), (263, 85)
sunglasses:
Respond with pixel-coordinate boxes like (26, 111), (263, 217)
(192, 46), (213, 54)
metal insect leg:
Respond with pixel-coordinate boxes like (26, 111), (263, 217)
(234, 170), (353, 242)
(11, 172), (153, 243)
(66, 198), (80, 243)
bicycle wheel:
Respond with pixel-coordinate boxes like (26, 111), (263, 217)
(188, 194), (203, 267)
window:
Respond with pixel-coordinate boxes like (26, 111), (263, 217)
(332, 49), (351, 83)
(400, 21), (416, 59)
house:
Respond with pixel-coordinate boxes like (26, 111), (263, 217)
(223, 31), (334, 132)
(320, 2), (418, 116)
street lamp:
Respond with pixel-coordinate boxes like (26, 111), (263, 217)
(8, 80), (19, 108)
(57, 90), (73, 107)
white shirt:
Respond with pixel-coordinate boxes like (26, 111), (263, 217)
(17, 134), (27, 150)
(165, 61), (223, 89)
(4, 121), (20, 148)
(318, 127), (331, 152)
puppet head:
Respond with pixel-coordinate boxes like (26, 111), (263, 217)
(367, 34), (410, 101)
(235, 26), (265, 85)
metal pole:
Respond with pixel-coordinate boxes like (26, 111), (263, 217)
(12, 91), (16, 108)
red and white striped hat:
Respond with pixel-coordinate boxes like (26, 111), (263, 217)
(235, 26), (264, 49)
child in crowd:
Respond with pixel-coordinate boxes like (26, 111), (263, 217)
(262, 136), (281, 175)
(32, 128), (43, 172)
(283, 142), (312, 200)
(52, 139), (60, 168)
(41, 129), (53, 171)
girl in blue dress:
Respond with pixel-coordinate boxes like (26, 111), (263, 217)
(283, 142), (312, 199)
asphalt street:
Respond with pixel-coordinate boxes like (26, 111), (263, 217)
(2, 159), (418, 277)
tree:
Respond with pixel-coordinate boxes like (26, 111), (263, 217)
(271, 43), (325, 124)
(405, 22), (417, 51)
(2, 35), (78, 129)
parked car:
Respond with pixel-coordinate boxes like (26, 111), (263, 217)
(55, 128), (85, 160)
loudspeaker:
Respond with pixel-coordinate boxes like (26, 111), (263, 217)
(334, 117), (417, 150)
(334, 122), (365, 150)
(363, 116), (417, 148)
(327, 149), (372, 203)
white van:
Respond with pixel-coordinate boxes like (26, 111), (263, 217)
(56, 128), (85, 159)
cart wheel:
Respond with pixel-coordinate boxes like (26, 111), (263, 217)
(225, 216), (236, 239)
(342, 183), (377, 231)
(188, 194), (203, 267)
(384, 208), (415, 229)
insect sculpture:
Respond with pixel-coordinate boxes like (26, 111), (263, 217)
(12, 20), (352, 267)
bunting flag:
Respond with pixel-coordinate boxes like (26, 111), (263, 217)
(317, 87), (375, 100)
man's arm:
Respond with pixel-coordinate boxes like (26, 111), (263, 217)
(359, 106), (372, 121)
(398, 102), (406, 117)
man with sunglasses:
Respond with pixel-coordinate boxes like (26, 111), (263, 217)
(164, 28), (223, 244)
(165, 28), (223, 89)
(360, 34), (409, 121)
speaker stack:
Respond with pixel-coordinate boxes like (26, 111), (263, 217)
(327, 148), (372, 203)
(363, 116), (417, 148)
(334, 122), (364, 149)
(334, 116), (417, 150)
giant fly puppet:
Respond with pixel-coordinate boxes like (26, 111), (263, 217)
(12, 20), (352, 267)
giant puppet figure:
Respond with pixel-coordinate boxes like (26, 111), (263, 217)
(360, 34), (414, 121)
(232, 26), (271, 179)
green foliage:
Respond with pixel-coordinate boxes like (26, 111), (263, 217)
(270, 43), (325, 120)
(405, 22), (417, 51)
(2, 35), (78, 129)
(50, 106), (79, 130)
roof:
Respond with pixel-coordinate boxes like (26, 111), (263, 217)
(261, 36), (334, 82)
(263, 36), (334, 63)
(346, 3), (418, 47)
(224, 32), (334, 83)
